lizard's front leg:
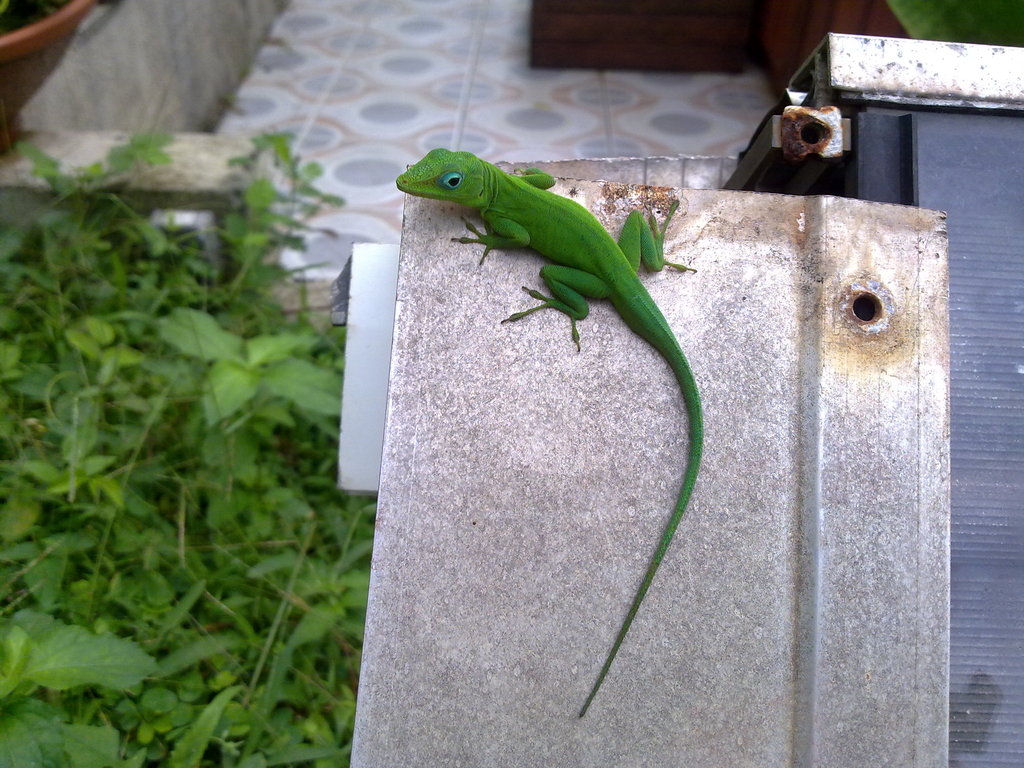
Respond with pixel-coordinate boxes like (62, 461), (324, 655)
(455, 216), (530, 265)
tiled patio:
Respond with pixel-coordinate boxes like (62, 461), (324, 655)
(217, 0), (775, 278)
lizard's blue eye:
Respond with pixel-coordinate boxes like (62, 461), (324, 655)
(439, 171), (463, 189)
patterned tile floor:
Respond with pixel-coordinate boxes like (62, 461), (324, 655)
(217, 0), (776, 279)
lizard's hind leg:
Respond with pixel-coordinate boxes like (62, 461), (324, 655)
(501, 265), (610, 350)
(618, 200), (694, 274)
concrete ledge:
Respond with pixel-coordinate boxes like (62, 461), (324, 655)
(0, 130), (262, 223)
(497, 155), (738, 190)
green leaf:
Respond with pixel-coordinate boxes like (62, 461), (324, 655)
(83, 317), (116, 347)
(0, 698), (65, 768)
(133, 221), (170, 257)
(262, 359), (341, 417)
(61, 723), (120, 768)
(103, 345), (144, 367)
(65, 329), (103, 361)
(5, 611), (56, 638)
(158, 308), (244, 363)
(19, 461), (62, 486)
(154, 634), (245, 678)
(886, 0), (1024, 45)
(20, 558), (64, 613)
(246, 552), (297, 579)
(80, 455), (117, 476)
(155, 580), (207, 639)
(87, 476), (124, 509)
(106, 133), (172, 174)
(167, 685), (242, 768)
(203, 359), (260, 424)
(0, 542), (40, 563)
(244, 178), (278, 211)
(245, 333), (316, 367)
(20, 623), (155, 690)
(0, 227), (25, 263)
(140, 687), (178, 715)
(287, 608), (337, 648)
(298, 161), (324, 181)
(59, 396), (99, 471)
(265, 745), (349, 765)
(78, 162), (105, 181)
(97, 345), (143, 385)
(252, 132), (293, 166)
(251, 401), (295, 428)
(0, 342), (22, 373)
(0, 497), (40, 542)
(338, 569), (371, 609)
(16, 143), (67, 194)
(0, 625), (33, 697)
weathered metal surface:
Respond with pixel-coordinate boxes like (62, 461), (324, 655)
(352, 182), (948, 767)
(790, 33), (1024, 111)
(334, 157), (738, 497)
(337, 244), (399, 495)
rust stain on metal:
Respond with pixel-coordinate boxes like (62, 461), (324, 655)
(781, 105), (844, 163)
(597, 182), (679, 221)
(824, 275), (920, 372)
(840, 279), (894, 334)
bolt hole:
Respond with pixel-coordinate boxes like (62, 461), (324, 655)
(852, 293), (882, 323)
(800, 121), (827, 145)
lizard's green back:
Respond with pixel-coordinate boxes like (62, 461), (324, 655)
(397, 149), (704, 718)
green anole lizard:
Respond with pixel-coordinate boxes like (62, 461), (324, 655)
(396, 148), (704, 718)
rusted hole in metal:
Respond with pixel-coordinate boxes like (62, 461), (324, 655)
(779, 105), (845, 163)
(800, 121), (828, 145)
(852, 292), (882, 323)
(841, 280), (893, 334)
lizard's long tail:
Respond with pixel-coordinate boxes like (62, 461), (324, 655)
(578, 304), (704, 718)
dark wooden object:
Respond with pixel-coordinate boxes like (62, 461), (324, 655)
(530, 0), (755, 72)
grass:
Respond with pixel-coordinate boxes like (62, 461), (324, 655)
(0, 133), (375, 767)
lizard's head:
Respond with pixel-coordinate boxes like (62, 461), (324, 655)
(396, 148), (487, 206)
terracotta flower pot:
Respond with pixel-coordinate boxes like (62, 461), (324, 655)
(0, 0), (97, 150)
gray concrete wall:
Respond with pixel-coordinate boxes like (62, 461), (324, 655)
(22, 0), (286, 132)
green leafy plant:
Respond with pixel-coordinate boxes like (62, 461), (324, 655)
(0, 611), (155, 768)
(1, 133), (373, 767)
(886, 0), (1024, 46)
